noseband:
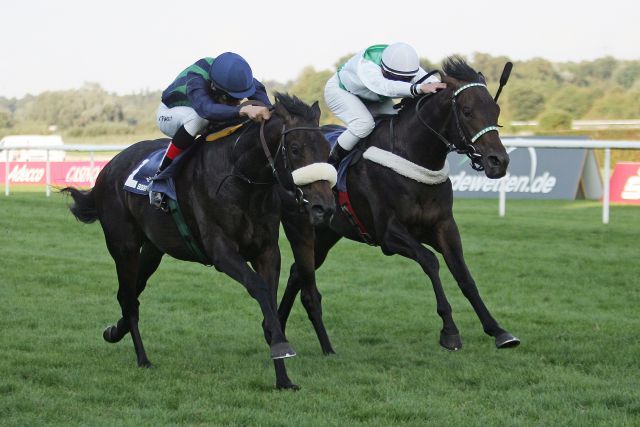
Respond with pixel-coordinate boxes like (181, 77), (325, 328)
(415, 81), (500, 172)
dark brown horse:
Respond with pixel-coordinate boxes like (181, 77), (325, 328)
(279, 58), (520, 356)
(62, 94), (336, 389)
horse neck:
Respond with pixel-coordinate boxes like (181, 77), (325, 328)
(391, 94), (452, 171)
(231, 119), (282, 183)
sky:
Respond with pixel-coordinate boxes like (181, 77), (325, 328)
(1, 0), (638, 98)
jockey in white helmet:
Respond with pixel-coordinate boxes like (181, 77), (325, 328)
(324, 42), (446, 166)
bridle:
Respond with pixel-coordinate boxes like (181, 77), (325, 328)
(414, 74), (500, 172)
(258, 120), (323, 209)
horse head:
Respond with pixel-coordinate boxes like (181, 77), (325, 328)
(439, 57), (510, 178)
(266, 93), (336, 225)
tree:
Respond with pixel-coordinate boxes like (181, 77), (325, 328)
(538, 109), (572, 130)
(289, 66), (336, 124)
(513, 58), (559, 82)
(614, 61), (640, 89)
(586, 89), (640, 119)
(546, 86), (601, 119)
(507, 85), (546, 120)
(470, 52), (512, 83)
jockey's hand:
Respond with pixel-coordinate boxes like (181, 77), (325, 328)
(419, 82), (447, 94)
(240, 105), (271, 122)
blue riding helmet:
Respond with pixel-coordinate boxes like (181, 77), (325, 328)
(209, 52), (256, 99)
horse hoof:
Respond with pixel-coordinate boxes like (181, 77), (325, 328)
(138, 360), (153, 368)
(270, 342), (296, 359)
(439, 332), (463, 351)
(103, 326), (123, 343)
(276, 382), (301, 391)
(495, 332), (520, 349)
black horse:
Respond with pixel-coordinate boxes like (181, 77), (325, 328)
(279, 57), (520, 356)
(62, 94), (336, 389)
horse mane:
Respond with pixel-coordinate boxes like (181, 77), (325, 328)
(396, 56), (481, 114)
(274, 92), (317, 120)
(442, 55), (482, 83)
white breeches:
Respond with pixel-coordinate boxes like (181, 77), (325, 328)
(324, 73), (397, 150)
(156, 103), (209, 138)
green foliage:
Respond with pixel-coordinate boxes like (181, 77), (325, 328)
(538, 109), (573, 130)
(513, 57), (559, 82)
(613, 61), (640, 89)
(289, 66), (337, 125)
(546, 86), (602, 119)
(507, 85), (546, 120)
(585, 88), (640, 119)
(470, 52), (512, 83)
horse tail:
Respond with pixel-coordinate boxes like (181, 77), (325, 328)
(60, 187), (98, 223)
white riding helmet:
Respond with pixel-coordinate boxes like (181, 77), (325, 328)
(381, 42), (420, 79)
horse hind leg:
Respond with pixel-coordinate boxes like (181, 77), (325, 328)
(381, 221), (462, 351)
(102, 222), (153, 367)
(280, 224), (341, 355)
(104, 241), (163, 346)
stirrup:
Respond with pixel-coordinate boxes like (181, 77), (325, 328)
(149, 190), (168, 212)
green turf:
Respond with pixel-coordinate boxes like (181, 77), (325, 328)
(1, 193), (638, 426)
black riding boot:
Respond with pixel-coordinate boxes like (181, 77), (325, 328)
(328, 143), (350, 168)
(149, 126), (195, 209)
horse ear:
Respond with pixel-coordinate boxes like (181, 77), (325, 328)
(274, 102), (292, 123)
(310, 101), (321, 122)
(478, 72), (487, 84)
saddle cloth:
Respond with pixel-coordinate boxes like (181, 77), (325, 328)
(123, 145), (181, 200)
(322, 125), (359, 192)
(123, 123), (245, 200)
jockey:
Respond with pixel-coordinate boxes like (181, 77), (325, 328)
(150, 52), (272, 208)
(324, 42), (447, 166)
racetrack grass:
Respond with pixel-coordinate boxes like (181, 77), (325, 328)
(1, 193), (638, 426)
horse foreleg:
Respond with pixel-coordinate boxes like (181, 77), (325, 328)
(207, 235), (294, 361)
(436, 219), (520, 349)
(252, 245), (299, 390)
(381, 220), (462, 351)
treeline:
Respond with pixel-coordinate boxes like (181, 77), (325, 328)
(1, 53), (640, 139)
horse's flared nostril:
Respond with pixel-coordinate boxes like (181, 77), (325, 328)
(488, 155), (501, 168)
(311, 205), (326, 216)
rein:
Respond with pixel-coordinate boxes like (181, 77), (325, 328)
(414, 79), (500, 172)
(258, 120), (324, 209)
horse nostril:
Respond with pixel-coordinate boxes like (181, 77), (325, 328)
(488, 155), (501, 168)
(311, 205), (325, 216)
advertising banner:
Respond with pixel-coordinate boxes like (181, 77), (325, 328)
(449, 147), (602, 200)
(609, 162), (640, 204)
(0, 161), (108, 187)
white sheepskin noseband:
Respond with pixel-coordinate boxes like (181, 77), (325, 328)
(291, 162), (337, 187)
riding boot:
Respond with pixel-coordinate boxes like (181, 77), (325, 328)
(149, 126), (195, 210)
(328, 143), (350, 168)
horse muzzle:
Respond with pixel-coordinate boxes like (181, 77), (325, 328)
(483, 152), (510, 179)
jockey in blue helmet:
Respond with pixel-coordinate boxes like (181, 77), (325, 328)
(150, 52), (272, 208)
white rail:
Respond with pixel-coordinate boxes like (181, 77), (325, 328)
(501, 138), (640, 224)
(2, 140), (639, 224)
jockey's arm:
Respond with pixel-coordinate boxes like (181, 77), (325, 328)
(248, 79), (273, 107)
(358, 59), (417, 98)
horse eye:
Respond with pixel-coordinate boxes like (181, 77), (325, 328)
(462, 106), (473, 118)
(290, 144), (301, 156)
